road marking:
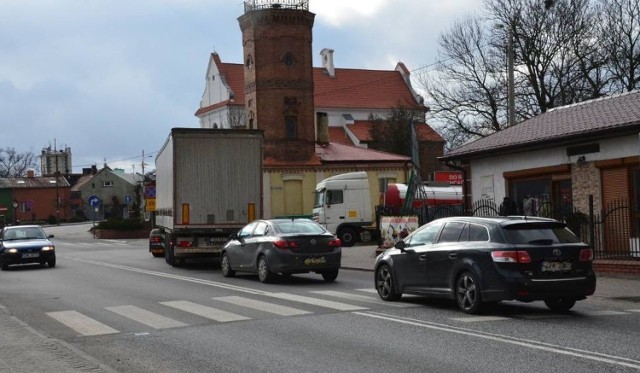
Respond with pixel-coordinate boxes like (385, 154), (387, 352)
(356, 311), (640, 370)
(105, 305), (187, 329)
(215, 296), (311, 316)
(161, 301), (250, 322)
(267, 293), (368, 311)
(309, 290), (412, 307)
(355, 288), (378, 294)
(47, 310), (119, 336)
(451, 316), (511, 322)
(518, 313), (572, 319)
(627, 309), (640, 313)
(581, 310), (628, 316)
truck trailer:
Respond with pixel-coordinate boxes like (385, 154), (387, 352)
(154, 128), (263, 266)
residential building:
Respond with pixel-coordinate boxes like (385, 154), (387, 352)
(0, 170), (71, 223)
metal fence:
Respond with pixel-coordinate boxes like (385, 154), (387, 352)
(377, 196), (640, 260)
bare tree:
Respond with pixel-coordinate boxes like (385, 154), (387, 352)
(598, 0), (640, 92)
(419, 0), (638, 149)
(0, 148), (38, 177)
(417, 16), (507, 149)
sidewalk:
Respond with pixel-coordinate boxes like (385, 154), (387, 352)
(340, 244), (640, 300)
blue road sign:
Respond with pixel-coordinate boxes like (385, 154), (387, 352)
(124, 195), (132, 205)
(88, 195), (100, 207)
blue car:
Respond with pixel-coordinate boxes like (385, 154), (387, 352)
(0, 225), (56, 270)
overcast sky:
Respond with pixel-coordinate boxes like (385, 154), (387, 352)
(0, 0), (482, 174)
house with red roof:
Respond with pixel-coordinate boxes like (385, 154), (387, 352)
(441, 90), (640, 275)
(193, 3), (447, 232)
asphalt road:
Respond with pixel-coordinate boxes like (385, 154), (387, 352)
(1, 223), (639, 372)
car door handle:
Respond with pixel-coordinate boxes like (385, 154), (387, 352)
(419, 254), (427, 260)
(448, 253), (458, 259)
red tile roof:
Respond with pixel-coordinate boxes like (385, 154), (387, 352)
(196, 54), (425, 115)
(346, 121), (444, 143)
(315, 143), (410, 163)
(328, 127), (354, 145)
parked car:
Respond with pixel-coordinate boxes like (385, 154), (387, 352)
(149, 228), (165, 258)
(0, 225), (56, 270)
(374, 216), (596, 314)
(221, 218), (342, 283)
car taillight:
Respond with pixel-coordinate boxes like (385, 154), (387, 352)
(491, 250), (531, 263)
(579, 248), (593, 262)
(328, 239), (341, 247)
(273, 240), (298, 250)
(150, 237), (161, 243)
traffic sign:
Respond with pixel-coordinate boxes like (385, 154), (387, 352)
(88, 195), (101, 207)
(124, 195), (132, 205)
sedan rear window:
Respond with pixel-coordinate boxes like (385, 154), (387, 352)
(274, 220), (326, 235)
(503, 224), (581, 244)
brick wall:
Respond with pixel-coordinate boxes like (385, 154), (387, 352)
(593, 259), (640, 278)
(571, 162), (601, 213)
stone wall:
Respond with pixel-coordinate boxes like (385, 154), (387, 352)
(571, 162), (601, 213)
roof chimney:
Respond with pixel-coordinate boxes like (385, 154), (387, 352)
(320, 48), (335, 78)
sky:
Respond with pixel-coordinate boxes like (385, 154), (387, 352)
(0, 0), (483, 174)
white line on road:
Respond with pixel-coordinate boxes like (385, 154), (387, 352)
(47, 310), (119, 336)
(581, 310), (628, 316)
(161, 300), (251, 322)
(105, 305), (188, 329)
(310, 290), (412, 307)
(627, 309), (640, 313)
(267, 293), (368, 311)
(451, 316), (511, 322)
(355, 288), (378, 294)
(215, 296), (311, 316)
(355, 311), (640, 370)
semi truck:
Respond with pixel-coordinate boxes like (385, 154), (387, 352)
(154, 128), (263, 266)
(312, 171), (462, 247)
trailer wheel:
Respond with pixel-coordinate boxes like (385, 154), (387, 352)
(338, 227), (358, 247)
(165, 245), (177, 266)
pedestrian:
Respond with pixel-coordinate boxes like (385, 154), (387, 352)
(499, 196), (517, 216)
(523, 194), (534, 216)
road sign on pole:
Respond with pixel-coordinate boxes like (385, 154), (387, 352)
(88, 195), (100, 207)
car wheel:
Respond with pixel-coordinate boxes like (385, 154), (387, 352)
(321, 269), (339, 282)
(257, 256), (273, 283)
(48, 257), (56, 268)
(456, 271), (482, 314)
(0, 257), (8, 271)
(544, 298), (576, 312)
(151, 252), (164, 258)
(221, 252), (235, 278)
(338, 227), (358, 247)
(375, 264), (401, 301)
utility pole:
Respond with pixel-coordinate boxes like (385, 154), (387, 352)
(507, 26), (515, 127)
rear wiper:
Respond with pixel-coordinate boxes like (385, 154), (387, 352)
(528, 239), (554, 245)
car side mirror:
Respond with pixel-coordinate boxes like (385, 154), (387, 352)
(229, 233), (238, 240)
(394, 240), (406, 252)
(48, 234), (54, 239)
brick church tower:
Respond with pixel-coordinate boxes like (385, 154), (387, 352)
(238, 1), (316, 163)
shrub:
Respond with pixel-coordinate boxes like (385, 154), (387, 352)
(95, 218), (146, 231)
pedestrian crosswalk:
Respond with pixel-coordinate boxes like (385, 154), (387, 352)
(44, 289), (640, 337)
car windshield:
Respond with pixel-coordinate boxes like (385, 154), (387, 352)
(502, 223), (581, 244)
(273, 220), (326, 235)
(3, 227), (47, 240)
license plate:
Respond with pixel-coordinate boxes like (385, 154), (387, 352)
(541, 260), (571, 272)
(304, 256), (326, 265)
(21, 253), (40, 259)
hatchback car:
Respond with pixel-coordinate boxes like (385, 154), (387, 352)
(0, 225), (56, 270)
(149, 228), (165, 258)
(374, 216), (596, 314)
(221, 218), (342, 283)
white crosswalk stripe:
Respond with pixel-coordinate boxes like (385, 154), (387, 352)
(581, 310), (628, 317)
(160, 300), (251, 322)
(518, 313), (572, 319)
(451, 316), (511, 323)
(266, 292), (368, 311)
(355, 288), (378, 294)
(309, 290), (412, 307)
(628, 309), (640, 313)
(47, 310), (119, 336)
(215, 296), (311, 316)
(106, 305), (188, 329)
